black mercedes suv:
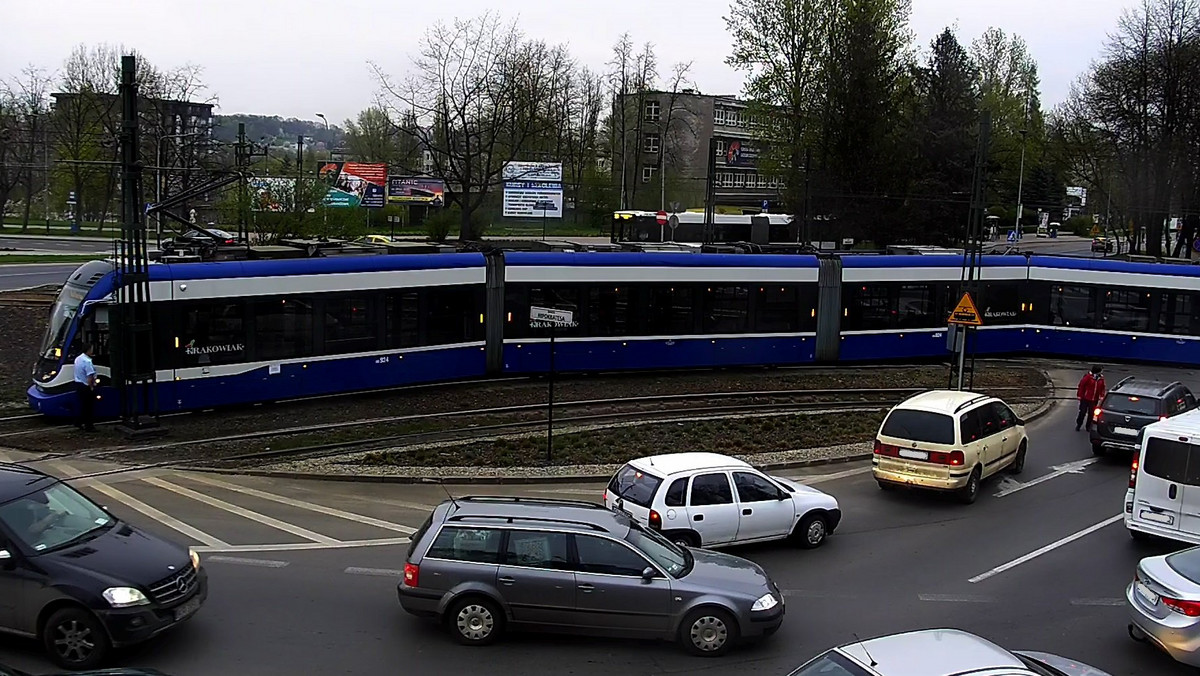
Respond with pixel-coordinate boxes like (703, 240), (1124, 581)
(0, 463), (206, 669)
(1091, 378), (1197, 455)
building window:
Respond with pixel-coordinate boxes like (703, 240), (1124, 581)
(714, 108), (728, 126)
(642, 165), (657, 183)
(715, 139), (726, 158)
(644, 100), (661, 122)
(643, 134), (660, 154)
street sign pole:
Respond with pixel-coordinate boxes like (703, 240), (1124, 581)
(530, 305), (575, 463)
(547, 323), (554, 463)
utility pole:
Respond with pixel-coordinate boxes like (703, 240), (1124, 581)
(704, 137), (718, 244)
(43, 120), (51, 234)
(951, 112), (991, 392)
(1014, 93), (1030, 239)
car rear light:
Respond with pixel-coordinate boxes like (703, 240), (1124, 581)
(874, 441), (900, 458)
(1161, 416), (1169, 421)
(404, 562), (419, 587)
(224, 239), (234, 244)
(649, 510), (662, 530)
(948, 450), (965, 466)
(1130, 456), (1139, 488)
(1163, 597), (1200, 617)
(602, 490), (607, 503)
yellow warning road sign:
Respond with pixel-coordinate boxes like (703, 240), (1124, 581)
(948, 292), (983, 326)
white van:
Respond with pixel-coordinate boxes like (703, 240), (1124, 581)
(1125, 409), (1200, 543)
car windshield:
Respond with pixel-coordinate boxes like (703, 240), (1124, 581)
(881, 409), (956, 444)
(608, 464), (663, 508)
(0, 481), (114, 553)
(787, 651), (873, 676)
(1104, 393), (1159, 416)
(624, 522), (690, 578)
(1166, 547), (1200, 583)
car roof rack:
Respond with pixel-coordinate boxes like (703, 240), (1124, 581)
(446, 514), (609, 532)
(953, 394), (991, 414)
(1116, 376), (1135, 389)
(457, 496), (606, 509)
(0, 461), (42, 475)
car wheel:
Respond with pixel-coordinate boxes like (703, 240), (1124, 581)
(679, 607), (738, 657)
(958, 467), (981, 505)
(1009, 442), (1027, 474)
(447, 596), (504, 646)
(670, 531), (699, 549)
(43, 606), (110, 670)
(794, 513), (828, 549)
(1092, 441), (1105, 457)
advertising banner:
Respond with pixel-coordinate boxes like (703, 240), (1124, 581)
(502, 162), (563, 183)
(503, 181), (563, 218)
(724, 139), (759, 168)
(387, 177), (446, 205)
(317, 162), (388, 208)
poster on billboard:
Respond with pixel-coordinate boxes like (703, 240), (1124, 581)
(387, 177), (446, 206)
(317, 162), (388, 208)
(724, 140), (759, 168)
(502, 162), (563, 183)
(503, 181), (563, 218)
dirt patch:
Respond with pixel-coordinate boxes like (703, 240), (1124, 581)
(357, 409), (890, 468)
(0, 305), (46, 410)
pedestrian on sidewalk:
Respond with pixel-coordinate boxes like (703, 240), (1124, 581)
(1076, 365), (1106, 432)
(73, 343), (97, 432)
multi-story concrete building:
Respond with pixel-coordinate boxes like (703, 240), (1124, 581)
(613, 91), (783, 213)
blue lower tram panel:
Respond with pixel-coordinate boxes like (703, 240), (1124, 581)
(502, 336), (819, 374)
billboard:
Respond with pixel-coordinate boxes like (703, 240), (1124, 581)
(724, 139), (759, 168)
(317, 162), (388, 208)
(503, 161), (563, 219)
(387, 177), (446, 206)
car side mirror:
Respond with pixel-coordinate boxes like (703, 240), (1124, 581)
(0, 549), (13, 567)
(642, 567), (657, 581)
(777, 490), (789, 501)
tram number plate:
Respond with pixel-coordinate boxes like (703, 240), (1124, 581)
(1136, 581), (1160, 606)
(899, 449), (928, 461)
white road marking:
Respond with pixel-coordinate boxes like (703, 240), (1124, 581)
(207, 556), (289, 568)
(192, 536), (410, 554)
(183, 474), (416, 534)
(969, 514), (1124, 583)
(54, 463), (230, 548)
(786, 466), (872, 485)
(345, 567), (405, 577)
(781, 589), (864, 600)
(1071, 598), (1126, 606)
(0, 450), (11, 461)
(994, 458), (1100, 497)
(141, 476), (341, 545)
(918, 593), (996, 603)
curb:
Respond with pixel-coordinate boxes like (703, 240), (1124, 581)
(184, 398), (1059, 486)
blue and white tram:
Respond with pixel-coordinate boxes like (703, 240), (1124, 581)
(500, 252), (821, 373)
(28, 254), (488, 418)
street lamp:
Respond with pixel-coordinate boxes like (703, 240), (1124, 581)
(156, 131), (201, 244)
(316, 113), (328, 130)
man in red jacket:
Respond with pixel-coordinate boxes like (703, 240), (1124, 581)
(1076, 365), (1106, 431)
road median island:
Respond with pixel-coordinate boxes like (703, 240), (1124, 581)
(232, 373), (1053, 484)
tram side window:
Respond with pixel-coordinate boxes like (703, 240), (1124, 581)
(979, 282), (1024, 325)
(896, 285), (936, 329)
(323, 295), (377, 354)
(644, 285), (696, 335)
(755, 285), (800, 333)
(1049, 285), (1096, 327)
(528, 286), (583, 337)
(1101, 288), (1151, 332)
(180, 301), (246, 367)
(425, 286), (477, 346)
(703, 286), (749, 334)
(587, 286), (630, 337)
(844, 285), (891, 331)
(253, 297), (313, 360)
(1159, 292), (1200, 335)
(385, 290), (420, 348)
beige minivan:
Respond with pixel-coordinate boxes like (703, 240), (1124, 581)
(873, 391), (1029, 504)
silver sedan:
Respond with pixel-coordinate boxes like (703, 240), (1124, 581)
(1127, 545), (1200, 666)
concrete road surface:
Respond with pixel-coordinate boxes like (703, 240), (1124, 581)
(0, 235), (111, 255)
(0, 361), (1195, 675)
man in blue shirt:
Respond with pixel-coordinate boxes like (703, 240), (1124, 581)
(73, 343), (97, 432)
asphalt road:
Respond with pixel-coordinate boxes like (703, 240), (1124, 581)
(1, 362), (1198, 675)
(0, 264), (81, 292)
(0, 236), (111, 255)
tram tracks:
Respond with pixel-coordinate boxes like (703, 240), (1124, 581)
(10, 384), (1055, 471)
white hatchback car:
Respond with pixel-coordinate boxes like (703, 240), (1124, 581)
(603, 452), (841, 549)
(873, 390), (1028, 504)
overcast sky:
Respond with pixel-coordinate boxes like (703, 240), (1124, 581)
(3, 0), (1130, 126)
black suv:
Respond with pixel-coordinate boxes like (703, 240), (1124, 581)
(0, 464), (206, 669)
(1091, 378), (1197, 455)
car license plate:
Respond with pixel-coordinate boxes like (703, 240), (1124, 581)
(1136, 581), (1160, 606)
(899, 449), (928, 461)
(173, 596), (201, 622)
(1140, 509), (1174, 525)
(1114, 427), (1137, 436)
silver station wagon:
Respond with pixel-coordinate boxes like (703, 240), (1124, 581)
(397, 496), (785, 656)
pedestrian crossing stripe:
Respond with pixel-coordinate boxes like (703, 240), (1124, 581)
(948, 292), (983, 326)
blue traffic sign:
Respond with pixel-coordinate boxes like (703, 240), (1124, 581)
(1007, 230), (1017, 243)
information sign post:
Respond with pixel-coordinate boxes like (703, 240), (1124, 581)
(530, 306), (577, 461)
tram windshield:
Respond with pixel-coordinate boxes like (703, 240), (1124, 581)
(33, 261), (111, 379)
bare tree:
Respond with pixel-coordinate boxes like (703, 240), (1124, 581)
(607, 34), (634, 209)
(5, 66), (52, 231)
(658, 61), (696, 211)
(371, 13), (558, 239)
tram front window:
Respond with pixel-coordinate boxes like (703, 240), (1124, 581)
(32, 261), (111, 382)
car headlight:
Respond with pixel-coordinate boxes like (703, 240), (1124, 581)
(103, 587), (149, 608)
(751, 593), (778, 612)
(190, 548), (201, 571)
